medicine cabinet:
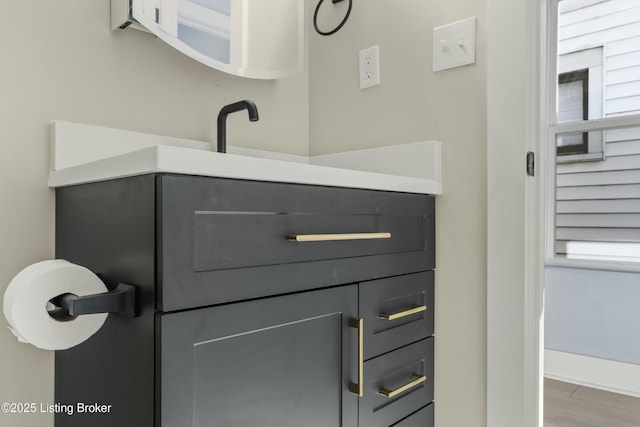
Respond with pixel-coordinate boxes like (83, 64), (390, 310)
(111, 0), (304, 79)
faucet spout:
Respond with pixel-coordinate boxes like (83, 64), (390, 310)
(217, 100), (259, 153)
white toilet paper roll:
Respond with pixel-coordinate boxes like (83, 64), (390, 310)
(3, 259), (108, 350)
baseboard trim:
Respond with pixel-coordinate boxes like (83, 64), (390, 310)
(545, 349), (640, 398)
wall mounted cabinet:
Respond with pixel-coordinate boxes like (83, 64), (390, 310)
(54, 174), (435, 427)
(111, 0), (304, 79)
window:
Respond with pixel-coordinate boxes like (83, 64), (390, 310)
(548, 0), (640, 264)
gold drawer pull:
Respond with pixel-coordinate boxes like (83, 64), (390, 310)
(379, 374), (427, 398)
(287, 232), (391, 242)
(349, 317), (364, 397)
(379, 305), (427, 320)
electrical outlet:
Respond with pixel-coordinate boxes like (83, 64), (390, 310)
(359, 45), (380, 89)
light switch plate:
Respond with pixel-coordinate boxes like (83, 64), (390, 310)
(433, 17), (477, 72)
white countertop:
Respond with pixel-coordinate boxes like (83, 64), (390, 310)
(48, 121), (442, 195)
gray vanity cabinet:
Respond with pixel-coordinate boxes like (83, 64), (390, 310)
(54, 173), (435, 427)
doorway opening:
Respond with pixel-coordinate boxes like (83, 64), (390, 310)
(543, 1), (640, 425)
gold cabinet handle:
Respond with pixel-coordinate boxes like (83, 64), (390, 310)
(379, 305), (427, 320)
(379, 374), (427, 398)
(286, 232), (391, 242)
(349, 317), (364, 397)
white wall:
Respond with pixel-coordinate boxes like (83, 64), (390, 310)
(0, 2), (308, 427)
(486, 0), (541, 424)
(309, 1), (488, 425)
(546, 267), (640, 364)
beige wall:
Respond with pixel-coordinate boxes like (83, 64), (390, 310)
(309, 1), (488, 425)
(1, 1), (487, 427)
(0, 2), (308, 426)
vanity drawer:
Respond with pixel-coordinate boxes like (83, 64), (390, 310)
(393, 404), (434, 427)
(158, 174), (435, 311)
(360, 271), (434, 359)
(359, 338), (434, 427)
(192, 211), (423, 271)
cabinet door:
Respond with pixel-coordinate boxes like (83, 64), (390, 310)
(159, 286), (359, 427)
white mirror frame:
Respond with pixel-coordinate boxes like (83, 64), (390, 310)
(112, 0), (304, 80)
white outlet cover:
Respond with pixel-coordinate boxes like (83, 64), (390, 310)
(433, 17), (477, 72)
(359, 45), (380, 89)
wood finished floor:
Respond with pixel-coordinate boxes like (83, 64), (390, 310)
(545, 378), (640, 427)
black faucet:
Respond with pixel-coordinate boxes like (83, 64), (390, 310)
(217, 100), (259, 153)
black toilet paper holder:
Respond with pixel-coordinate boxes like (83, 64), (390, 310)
(50, 283), (137, 318)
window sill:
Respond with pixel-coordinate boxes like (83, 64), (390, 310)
(556, 151), (604, 163)
(545, 257), (640, 273)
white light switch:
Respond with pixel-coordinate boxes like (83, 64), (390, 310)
(433, 17), (476, 72)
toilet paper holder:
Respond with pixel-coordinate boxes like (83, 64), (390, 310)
(49, 283), (137, 318)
